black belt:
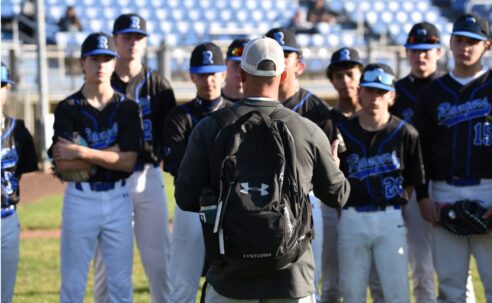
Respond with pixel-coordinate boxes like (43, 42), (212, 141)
(446, 178), (481, 186)
(75, 179), (126, 192)
(344, 204), (401, 213)
(1, 205), (16, 218)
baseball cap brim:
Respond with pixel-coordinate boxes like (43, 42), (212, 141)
(452, 31), (488, 41)
(405, 43), (441, 50)
(360, 82), (395, 92)
(189, 65), (226, 74)
(1, 80), (15, 85)
(226, 56), (242, 61)
(282, 46), (301, 53)
(114, 29), (148, 36)
(82, 49), (119, 58)
(330, 59), (363, 67)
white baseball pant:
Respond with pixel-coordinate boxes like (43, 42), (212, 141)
(320, 204), (384, 303)
(169, 204), (205, 303)
(338, 207), (410, 303)
(404, 192), (436, 303)
(60, 181), (133, 303)
(430, 180), (492, 303)
(309, 193), (323, 300)
(93, 165), (172, 303)
(1, 212), (20, 303)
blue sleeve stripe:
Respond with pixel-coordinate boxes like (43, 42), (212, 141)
(291, 92), (312, 112)
(1, 119), (16, 142)
(396, 82), (416, 102)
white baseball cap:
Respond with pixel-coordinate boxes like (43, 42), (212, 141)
(240, 37), (285, 77)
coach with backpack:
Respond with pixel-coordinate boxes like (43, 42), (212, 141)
(175, 37), (350, 302)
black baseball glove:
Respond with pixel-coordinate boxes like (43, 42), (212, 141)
(439, 200), (492, 237)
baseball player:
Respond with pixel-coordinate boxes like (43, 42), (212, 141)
(221, 38), (249, 102)
(323, 47), (384, 303)
(1, 62), (38, 303)
(49, 32), (141, 303)
(392, 22), (442, 303)
(164, 42), (231, 303)
(92, 13), (176, 303)
(266, 27), (340, 298)
(337, 63), (425, 303)
(416, 14), (492, 302)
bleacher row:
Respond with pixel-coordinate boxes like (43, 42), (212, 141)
(2, 0), (458, 50)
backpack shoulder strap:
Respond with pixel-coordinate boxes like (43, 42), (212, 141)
(216, 107), (238, 127)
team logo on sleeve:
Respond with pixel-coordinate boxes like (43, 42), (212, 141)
(346, 151), (401, 180)
(437, 97), (491, 127)
(1, 147), (18, 169)
(202, 50), (214, 65)
(401, 108), (414, 123)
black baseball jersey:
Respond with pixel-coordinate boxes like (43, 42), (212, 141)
(391, 72), (441, 125)
(49, 90), (142, 182)
(111, 65), (176, 165)
(163, 96), (232, 177)
(1, 116), (38, 208)
(283, 87), (342, 147)
(415, 70), (492, 199)
(338, 116), (425, 207)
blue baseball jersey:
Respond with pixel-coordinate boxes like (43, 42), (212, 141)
(338, 116), (425, 207)
(49, 91), (142, 182)
(1, 116), (38, 208)
(111, 66), (176, 166)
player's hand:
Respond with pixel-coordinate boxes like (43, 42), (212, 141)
(52, 137), (82, 160)
(331, 139), (340, 168)
(418, 197), (438, 226)
(483, 207), (492, 220)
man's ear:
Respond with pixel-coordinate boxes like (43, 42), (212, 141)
(280, 70), (288, 84)
(239, 69), (247, 83)
(485, 39), (491, 51)
(295, 59), (305, 77)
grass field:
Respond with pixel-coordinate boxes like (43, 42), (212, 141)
(13, 173), (486, 302)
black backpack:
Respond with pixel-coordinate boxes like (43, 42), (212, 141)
(201, 106), (313, 275)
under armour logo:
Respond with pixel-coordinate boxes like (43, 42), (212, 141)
(273, 32), (285, 45)
(417, 29), (427, 36)
(97, 36), (108, 49)
(202, 50), (214, 65)
(130, 16), (140, 29)
(240, 183), (269, 196)
(339, 49), (351, 61)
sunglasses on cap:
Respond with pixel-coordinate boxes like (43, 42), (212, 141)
(362, 69), (395, 86)
(408, 35), (439, 44)
(230, 47), (244, 57)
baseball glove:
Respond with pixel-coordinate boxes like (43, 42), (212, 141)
(53, 133), (96, 182)
(439, 200), (492, 237)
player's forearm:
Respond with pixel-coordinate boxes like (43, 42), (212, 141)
(78, 146), (137, 173)
(55, 159), (93, 171)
